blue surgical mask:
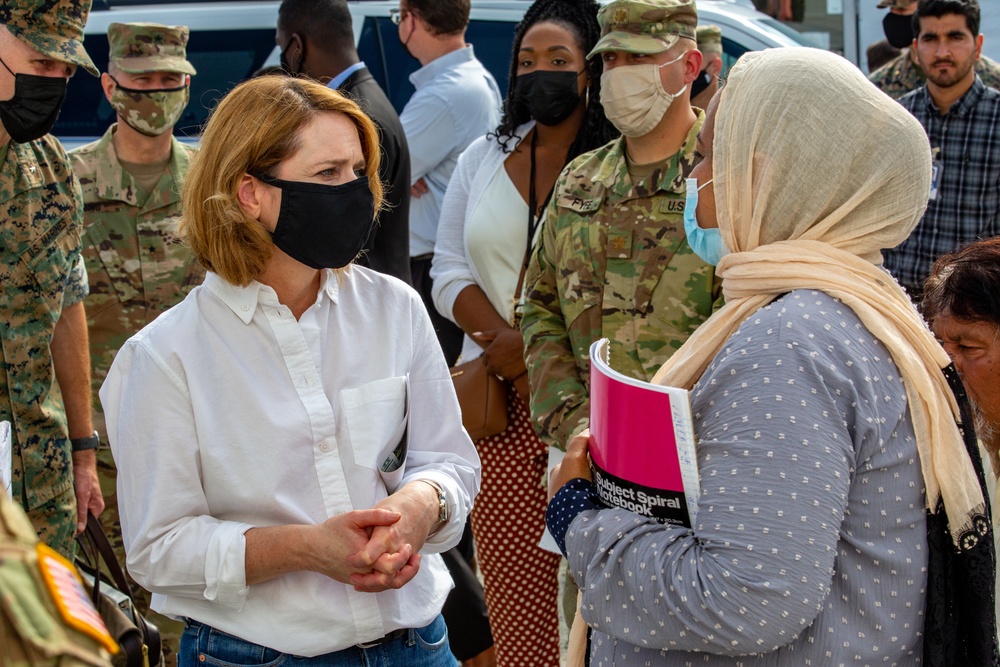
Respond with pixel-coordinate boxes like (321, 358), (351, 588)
(683, 177), (728, 266)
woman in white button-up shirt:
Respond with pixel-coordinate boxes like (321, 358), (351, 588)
(100, 75), (480, 666)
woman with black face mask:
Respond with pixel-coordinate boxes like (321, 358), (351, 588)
(430, 0), (616, 664)
(102, 76), (481, 667)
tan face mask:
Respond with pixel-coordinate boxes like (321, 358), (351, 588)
(600, 52), (687, 138)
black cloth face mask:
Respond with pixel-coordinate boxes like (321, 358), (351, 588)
(253, 173), (376, 270)
(691, 69), (713, 98)
(514, 70), (582, 127)
(883, 12), (915, 50)
(0, 56), (67, 144)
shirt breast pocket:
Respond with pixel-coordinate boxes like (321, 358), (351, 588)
(341, 376), (409, 492)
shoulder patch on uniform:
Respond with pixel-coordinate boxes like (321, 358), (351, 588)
(557, 194), (601, 213)
(36, 543), (119, 655)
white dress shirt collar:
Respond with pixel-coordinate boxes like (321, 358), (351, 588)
(204, 269), (342, 324)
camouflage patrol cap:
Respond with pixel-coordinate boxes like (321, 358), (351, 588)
(697, 24), (722, 55)
(0, 0), (98, 77)
(108, 22), (196, 75)
(876, 0), (916, 8)
(589, 0), (698, 57)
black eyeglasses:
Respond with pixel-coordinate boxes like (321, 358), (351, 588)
(389, 8), (408, 25)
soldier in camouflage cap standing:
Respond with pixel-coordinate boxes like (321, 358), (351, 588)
(869, 0), (1000, 98)
(522, 0), (721, 453)
(68, 22), (202, 667)
(0, 0), (105, 559)
(692, 24), (723, 110)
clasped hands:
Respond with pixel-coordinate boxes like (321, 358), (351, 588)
(310, 481), (439, 593)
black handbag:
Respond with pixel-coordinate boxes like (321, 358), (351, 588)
(76, 513), (162, 667)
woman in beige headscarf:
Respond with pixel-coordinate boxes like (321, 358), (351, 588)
(546, 47), (996, 667)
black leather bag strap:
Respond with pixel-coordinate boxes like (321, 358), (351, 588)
(76, 512), (163, 667)
(82, 513), (133, 597)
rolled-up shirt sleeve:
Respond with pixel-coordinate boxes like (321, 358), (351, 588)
(401, 288), (481, 551)
(101, 340), (254, 609)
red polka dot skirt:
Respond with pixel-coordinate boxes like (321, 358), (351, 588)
(470, 387), (562, 667)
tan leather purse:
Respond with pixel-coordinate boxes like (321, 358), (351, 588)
(451, 359), (508, 441)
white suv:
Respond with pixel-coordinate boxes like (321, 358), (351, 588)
(55, 0), (814, 146)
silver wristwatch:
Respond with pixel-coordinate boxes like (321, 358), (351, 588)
(421, 480), (448, 523)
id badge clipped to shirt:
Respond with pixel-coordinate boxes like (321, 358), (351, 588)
(929, 147), (941, 201)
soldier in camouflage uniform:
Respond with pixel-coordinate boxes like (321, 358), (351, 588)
(522, 0), (721, 452)
(692, 24), (723, 111)
(869, 0), (1000, 99)
(68, 23), (201, 667)
(1, 492), (115, 667)
(0, 0), (104, 559)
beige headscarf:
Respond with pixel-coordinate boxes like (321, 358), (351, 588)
(651, 47), (985, 547)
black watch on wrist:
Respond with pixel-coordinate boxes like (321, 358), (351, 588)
(71, 431), (100, 452)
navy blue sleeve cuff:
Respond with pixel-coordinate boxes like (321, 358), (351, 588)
(546, 478), (601, 557)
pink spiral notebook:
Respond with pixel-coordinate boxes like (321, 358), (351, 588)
(588, 339), (700, 526)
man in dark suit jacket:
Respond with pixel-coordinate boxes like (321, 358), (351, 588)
(276, 0), (411, 284)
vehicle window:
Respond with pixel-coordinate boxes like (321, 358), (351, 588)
(755, 17), (818, 48)
(53, 27), (275, 141)
(720, 36), (750, 77)
(356, 16), (516, 116)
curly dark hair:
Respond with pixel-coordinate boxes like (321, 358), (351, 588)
(492, 0), (618, 159)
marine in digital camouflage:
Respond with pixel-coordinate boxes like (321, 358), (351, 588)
(0, 493), (113, 667)
(521, 114), (722, 450)
(0, 0), (98, 76)
(0, 134), (88, 559)
(869, 50), (1000, 100)
(589, 0), (697, 57)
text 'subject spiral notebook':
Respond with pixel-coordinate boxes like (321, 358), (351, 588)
(588, 338), (700, 527)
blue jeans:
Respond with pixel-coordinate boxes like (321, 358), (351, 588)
(179, 615), (458, 667)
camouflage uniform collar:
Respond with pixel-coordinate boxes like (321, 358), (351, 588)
(205, 269), (340, 323)
(95, 124), (191, 208)
(1, 138), (49, 200)
(595, 108), (703, 201)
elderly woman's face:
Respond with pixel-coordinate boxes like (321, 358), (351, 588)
(689, 92), (719, 229)
(933, 313), (1000, 437)
(255, 111), (365, 233)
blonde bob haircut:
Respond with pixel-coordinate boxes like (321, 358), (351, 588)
(180, 76), (384, 286)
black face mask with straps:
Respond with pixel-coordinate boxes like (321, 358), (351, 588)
(513, 70), (582, 127)
(253, 173), (376, 270)
(0, 56), (67, 144)
(691, 69), (713, 98)
(883, 12), (915, 50)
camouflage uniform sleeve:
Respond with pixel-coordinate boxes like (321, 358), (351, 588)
(61, 253), (88, 308)
(60, 170), (87, 308)
(521, 172), (590, 451)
